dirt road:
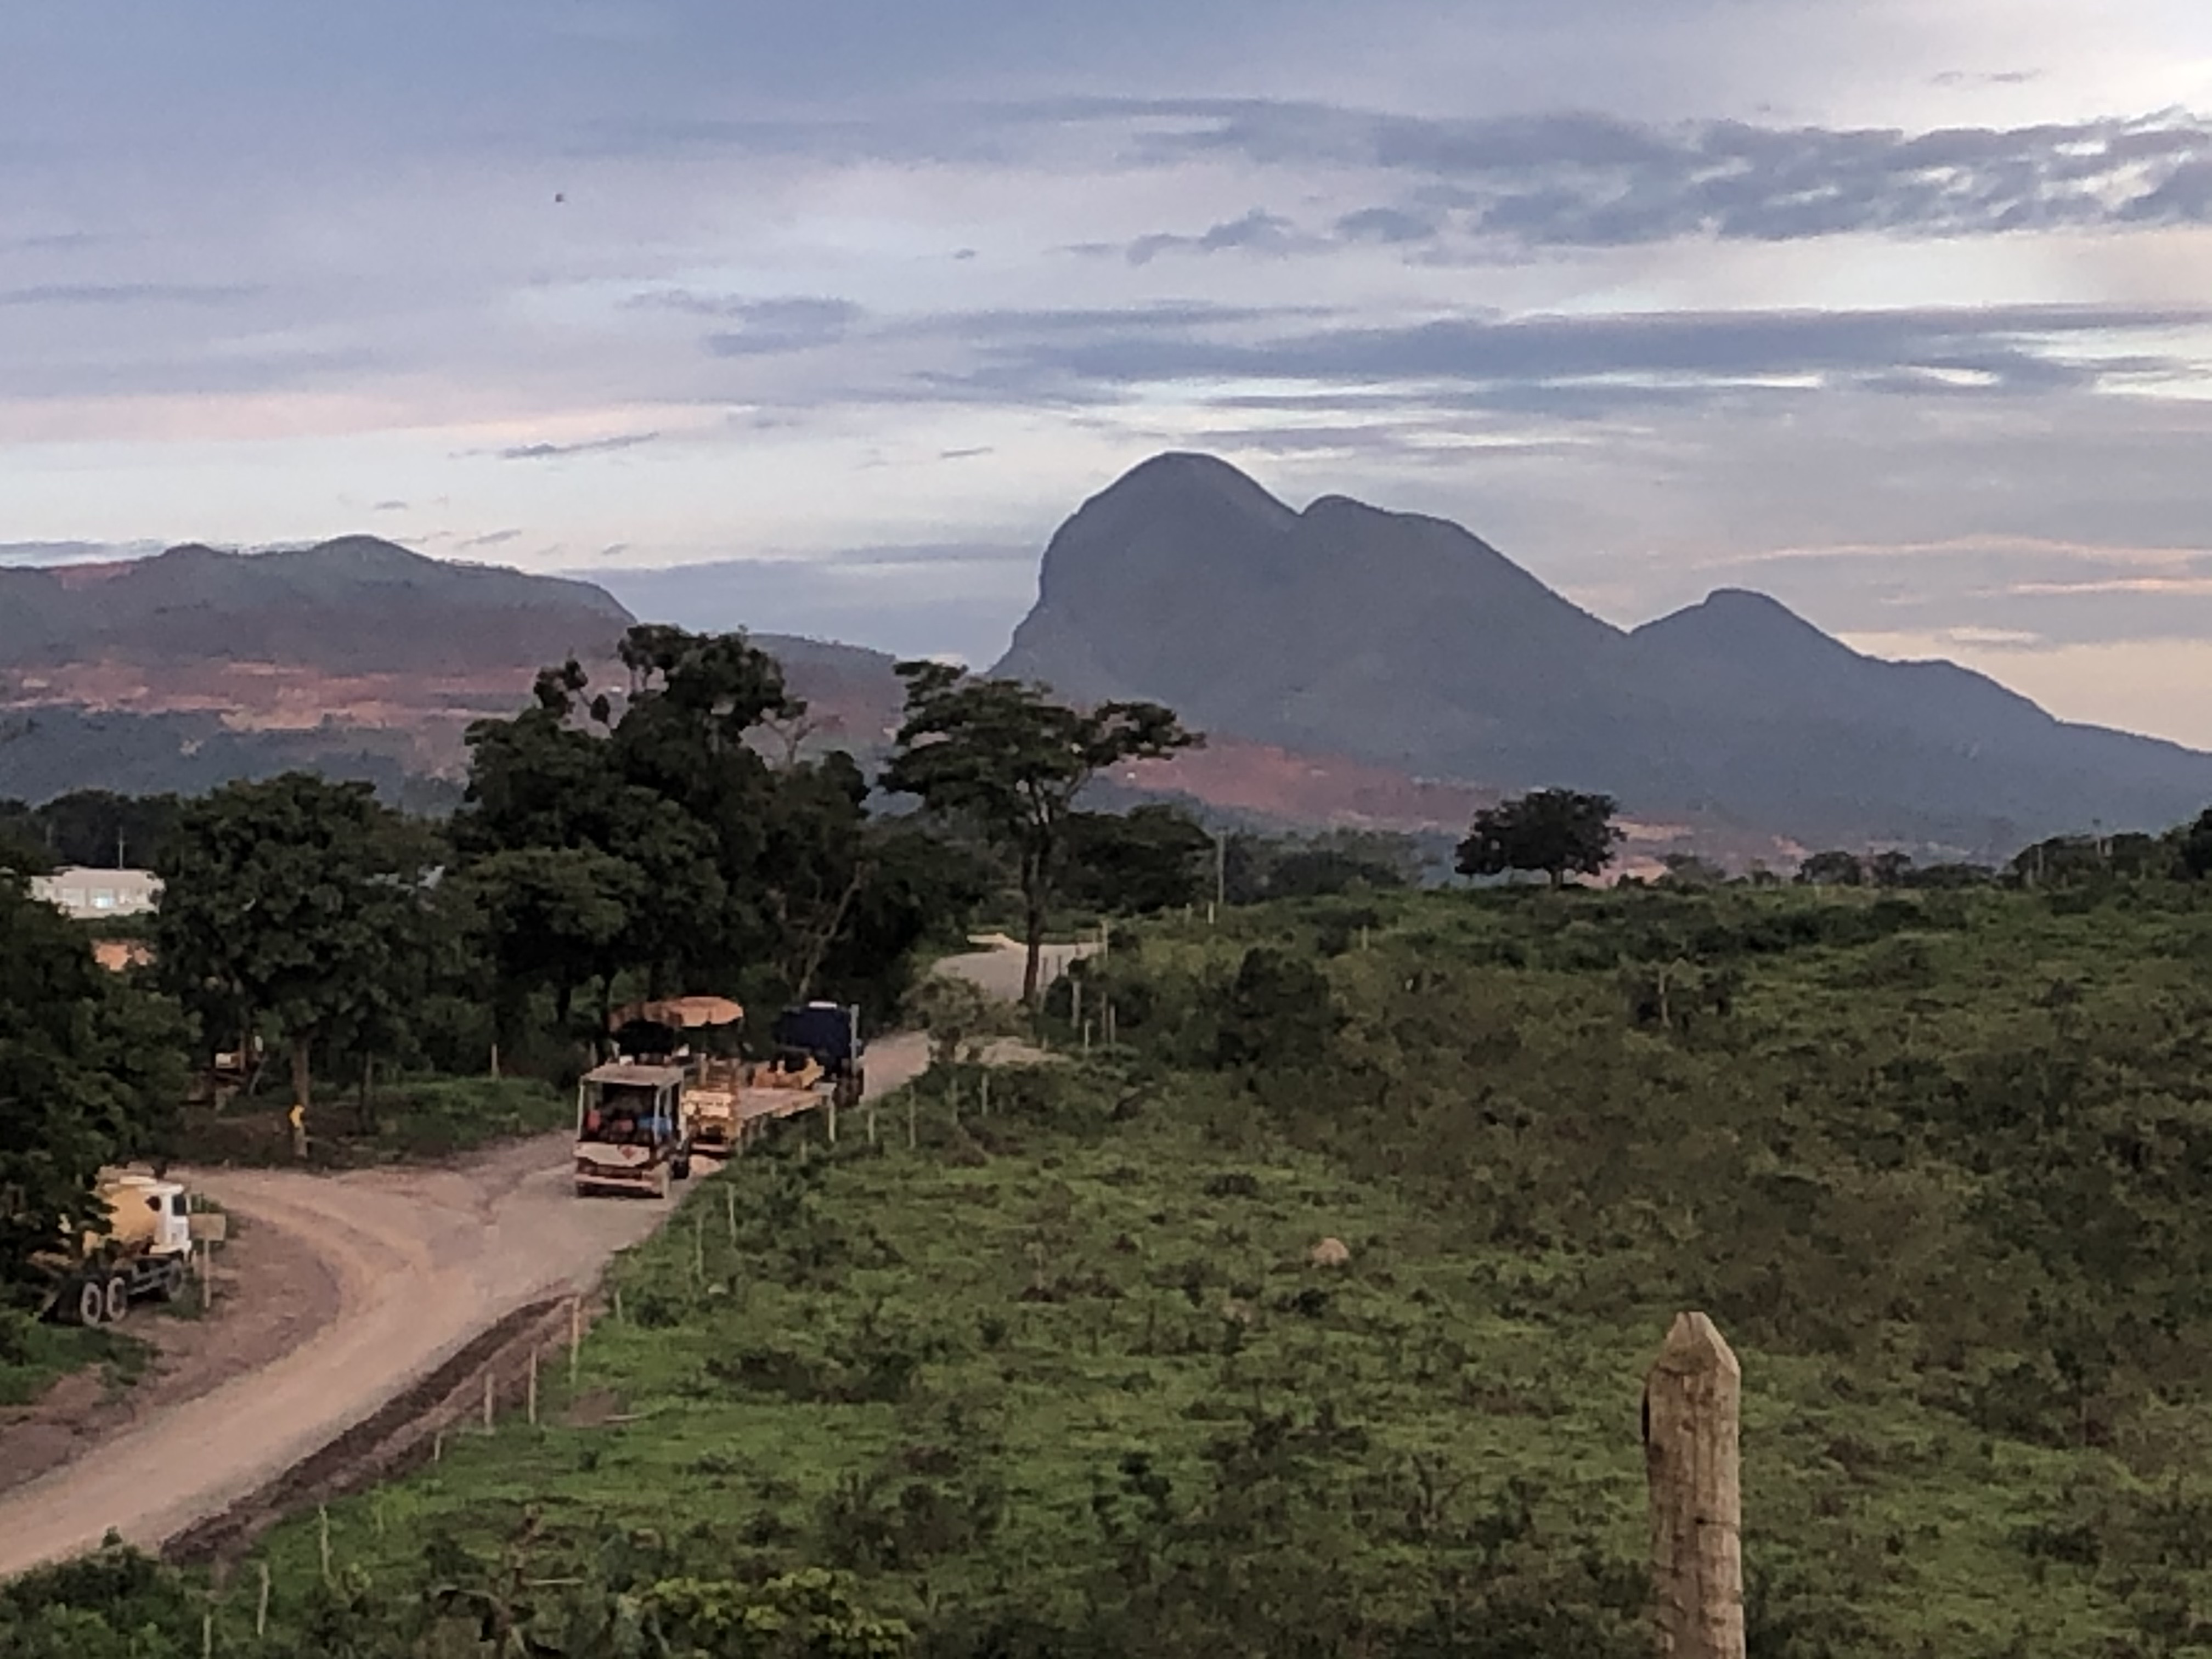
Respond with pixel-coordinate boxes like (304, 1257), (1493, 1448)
(0, 1022), (935, 1577)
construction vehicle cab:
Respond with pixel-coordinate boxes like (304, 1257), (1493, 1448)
(573, 1062), (693, 1198)
(771, 1002), (866, 1109)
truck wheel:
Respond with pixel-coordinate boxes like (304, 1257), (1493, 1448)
(672, 1156), (693, 1182)
(74, 1278), (107, 1327)
(157, 1258), (188, 1302)
(104, 1274), (132, 1324)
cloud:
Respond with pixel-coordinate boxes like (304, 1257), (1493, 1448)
(1097, 104), (2212, 253)
(899, 299), (2210, 413)
(496, 432), (661, 460)
(1122, 208), (1316, 265)
(0, 283), (259, 307)
(634, 295), (864, 356)
(370, 499), (409, 512)
(459, 528), (522, 548)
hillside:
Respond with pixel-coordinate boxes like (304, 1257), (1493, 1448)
(996, 453), (2212, 852)
(0, 543), (917, 804)
(21, 881), (2212, 1656)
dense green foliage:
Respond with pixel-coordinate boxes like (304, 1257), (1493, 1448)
(458, 629), (987, 1048)
(0, 871), (189, 1299)
(0, 789), (183, 873)
(33, 881), (2212, 1654)
(153, 774), (441, 1114)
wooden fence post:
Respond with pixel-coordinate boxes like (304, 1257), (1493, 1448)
(569, 1297), (582, 1386)
(1644, 1311), (1744, 1659)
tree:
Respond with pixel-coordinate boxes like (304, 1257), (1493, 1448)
(1795, 851), (1865, 887)
(881, 663), (1199, 1003)
(458, 845), (641, 1043)
(154, 774), (436, 1115)
(1, 874), (188, 1296)
(1657, 852), (1727, 889)
(1866, 850), (1915, 889)
(1454, 789), (1622, 890)
(1062, 805), (1215, 916)
(2176, 809), (2212, 881)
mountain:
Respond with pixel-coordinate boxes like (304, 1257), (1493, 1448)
(996, 453), (2212, 851)
(0, 538), (929, 804)
(0, 537), (630, 674)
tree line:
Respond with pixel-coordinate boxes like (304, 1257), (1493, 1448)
(0, 629), (1218, 1297)
(1452, 785), (2212, 891)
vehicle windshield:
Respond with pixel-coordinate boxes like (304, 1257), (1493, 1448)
(578, 1082), (673, 1146)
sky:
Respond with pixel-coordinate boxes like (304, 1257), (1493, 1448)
(4, 2), (2212, 740)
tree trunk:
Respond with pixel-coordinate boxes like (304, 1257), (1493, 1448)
(289, 1032), (313, 1114)
(356, 1054), (376, 1136)
(1022, 869), (1048, 1008)
(554, 980), (574, 1036)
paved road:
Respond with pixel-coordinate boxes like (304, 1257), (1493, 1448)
(0, 989), (957, 1575)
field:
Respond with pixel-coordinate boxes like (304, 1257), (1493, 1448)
(15, 879), (2212, 1656)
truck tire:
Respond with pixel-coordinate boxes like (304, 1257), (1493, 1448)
(157, 1257), (188, 1302)
(74, 1278), (107, 1327)
(103, 1274), (131, 1324)
(672, 1155), (693, 1182)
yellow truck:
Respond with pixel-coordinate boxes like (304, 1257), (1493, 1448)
(34, 1172), (203, 1326)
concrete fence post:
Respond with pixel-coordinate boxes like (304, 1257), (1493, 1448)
(1644, 1311), (1744, 1659)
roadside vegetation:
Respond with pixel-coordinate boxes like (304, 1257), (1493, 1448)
(20, 858), (2212, 1653)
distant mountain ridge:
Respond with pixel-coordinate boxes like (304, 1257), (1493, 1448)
(0, 537), (630, 675)
(0, 537), (920, 803)
(995, 453), (2212, 851)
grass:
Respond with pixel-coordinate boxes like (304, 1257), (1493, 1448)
(240, 1041), (2174, 1654)
(0, 1315), (150, 1408)
(172, 1074), (572, 1167)
(29, 880), (2212, 1656)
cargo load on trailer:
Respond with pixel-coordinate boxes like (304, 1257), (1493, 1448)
(31, 1172), (208, 1327)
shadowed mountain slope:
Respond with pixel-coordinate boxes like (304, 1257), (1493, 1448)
(995, 453), (2212, 850)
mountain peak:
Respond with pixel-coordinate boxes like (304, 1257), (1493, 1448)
(992, 455), (2212, 848)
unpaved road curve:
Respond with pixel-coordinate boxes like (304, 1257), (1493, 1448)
(0, 1025), (931, 1578)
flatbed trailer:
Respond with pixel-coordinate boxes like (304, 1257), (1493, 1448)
(685, 1056), (836, 1156)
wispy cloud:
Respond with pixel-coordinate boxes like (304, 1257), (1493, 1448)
(496, 432), (661, 460)
(0, 282), (259, 307)
(1076, 104), (2212, 257)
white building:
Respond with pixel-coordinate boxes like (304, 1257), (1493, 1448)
(31, 866), (163, 920)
